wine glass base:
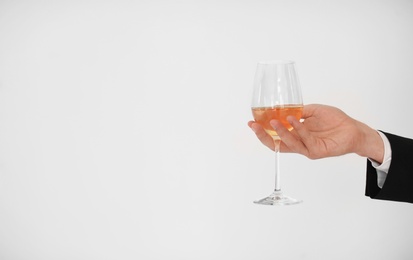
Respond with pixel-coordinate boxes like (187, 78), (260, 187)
(254, 190), (302, 206)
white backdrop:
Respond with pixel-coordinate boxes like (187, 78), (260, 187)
(1, 0), (413, 259)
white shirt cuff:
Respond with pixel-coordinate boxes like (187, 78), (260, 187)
(368, 131), (392, 188)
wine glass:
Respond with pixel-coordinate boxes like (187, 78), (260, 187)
(251, 60), (303, 206)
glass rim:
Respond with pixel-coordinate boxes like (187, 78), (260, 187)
(257, 60), (295, 65)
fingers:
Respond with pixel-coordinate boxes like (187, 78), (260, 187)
(287, 116), (313, 145)
(269, 119), (309, 156)
(248, 117), (314, 156)
(248, 121), (275, 151)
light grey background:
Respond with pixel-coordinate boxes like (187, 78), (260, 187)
(1, 0), (413, 259)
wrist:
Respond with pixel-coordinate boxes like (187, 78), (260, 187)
(355, 122), (384, 163)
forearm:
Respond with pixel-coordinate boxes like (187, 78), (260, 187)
(366, 131), (413, 203)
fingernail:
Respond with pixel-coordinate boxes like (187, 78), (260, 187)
(270, 120), (277, 130)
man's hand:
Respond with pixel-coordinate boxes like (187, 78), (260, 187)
(248, 104), (384, 163)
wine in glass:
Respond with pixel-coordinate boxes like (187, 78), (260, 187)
(251, 60), (303, 206)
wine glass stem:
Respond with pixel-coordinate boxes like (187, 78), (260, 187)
(274, 139), (281, 191)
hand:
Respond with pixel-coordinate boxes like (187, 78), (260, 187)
(248, 104), (384, 163)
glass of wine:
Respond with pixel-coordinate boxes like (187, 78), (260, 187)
(251, 60), (303, 206)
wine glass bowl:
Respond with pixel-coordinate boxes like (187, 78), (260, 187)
(251, 60), (303, 206)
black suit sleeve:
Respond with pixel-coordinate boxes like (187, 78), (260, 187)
(365, 131), (413, 203)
